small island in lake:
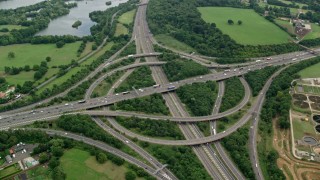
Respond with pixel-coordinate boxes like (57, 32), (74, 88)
(72, 20), (82, 28)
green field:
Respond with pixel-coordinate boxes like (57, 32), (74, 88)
(115, 23), (128, 36)
(118, 9), (136, 25)
(298, 62), (320, 78)
(0, 163), (21, 179)
(37, 42), (114, 93)
(0, 42), (81, 71)
(198, 7), (291, 45)
(292, 118), (316, 140)
(304, 23), (320, 40)
(275, 19), (294, 34)
(26, 165), (51, 180)
(302, 85), (320, 95)
(257, 1), (308, 15)
(60, 149), (129, 180)
(155, 34), (196, 53)
(0, 42), (81, 85)
(278, 0), (308, 8)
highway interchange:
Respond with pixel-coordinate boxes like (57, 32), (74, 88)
(0, 0), (319, 179)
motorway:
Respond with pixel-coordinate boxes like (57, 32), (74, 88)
(25, 128), (166, 179)
(211, 81), (246, 180)
(92, 117), (177, 180)
(0, 0), (318, 179)
(0, 45), (315, 126)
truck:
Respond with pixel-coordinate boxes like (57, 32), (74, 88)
(78, 100), (86, 104)
(127, 54), (134, 58)
(167, 86), (176, 91)
(224, 69), (231, 72)
(266, 57), (272, 60)
(153, 84), (160, 88)
(122, 91), (130, 95)
(255, 60), (261, 62)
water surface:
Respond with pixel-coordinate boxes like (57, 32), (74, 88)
(0, 0), (44, 10)
(36, 0), (127, 37)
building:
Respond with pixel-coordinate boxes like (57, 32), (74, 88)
(23, 157), (39, 168)
(5, 155), (12, 163)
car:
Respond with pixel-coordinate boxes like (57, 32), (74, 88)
(65, 103), (69, 106)
(139, 88), (144, 92)
(200, 76), (203, 79)
(224, 73), (227, 76)
(115, 93), (119, 96)
(125, 140), (129, 143)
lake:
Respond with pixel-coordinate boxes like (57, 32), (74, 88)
(36, 0), (128, 37)
(0, 0), (44, 10)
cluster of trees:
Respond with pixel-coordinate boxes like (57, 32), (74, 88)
(111, 94), (170, 115)
(227, 19), (242, 25)
(72, 20), (82, 28)
(144, 143), (211, 180)
(0, 0), (77, 46)
(245, 66), (280, 96)
(77, 41), (87, 57)
(176, 81), (217, 116)
(56, 114), (124, 149)
(220, 77), (245, 112)
(115, 66), (155, 93)
(91, 71), (124, 98)
(34, 61), (48, 80)
(4, 60), (48, 78)
(89, 0), (138, 46)
(0, 28), (9, 32)
(119, 41), (136, 57)
(267, 0), (299, 8)
(162, 59), (209, 82)
(258, 57), (320, 179)
(115, 116), (184, 139)
(147, 0), (301, 58)
(221, 126), (255, 179)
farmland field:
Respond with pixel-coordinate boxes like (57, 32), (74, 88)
(0, 42), (82, 85)
(298, 62), (320, 78)
(118, 9), (136, 25)
(60, 149), (130, 180)
(0, 42), (81, 71)
(304, 23), (320, 40)
(155, 34), (196, 53)
(115, 23), (128, 36)
(198, 7), (291, 45)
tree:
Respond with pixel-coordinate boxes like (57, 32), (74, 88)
(0, 77), (6, 84)
(24, 65), (30, 72)
(125, 171), (136, 180)
(56, 41), (65, 48)
(46, 56), (51, 62)
(96, 152), (107, 164)
(48, 158), (60, 169)
(8, 52), (15, 59)
(39, 152), (50, 163)
(227, 19), (234, 25)
(238, 20), (242, 25)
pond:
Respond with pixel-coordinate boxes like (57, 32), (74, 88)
(36, 0), (128, 37)
(0, 0), (44, 10)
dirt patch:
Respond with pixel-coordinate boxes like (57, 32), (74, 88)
(311, 103), (320, 111)
(293, 94), (307, 101)
(294, 100), (310, 109)
(309, 96), (320, 103)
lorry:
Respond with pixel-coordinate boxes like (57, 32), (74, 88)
(167, 86), (176, 91)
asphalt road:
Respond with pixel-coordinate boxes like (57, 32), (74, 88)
(24, 128), (165, 179)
